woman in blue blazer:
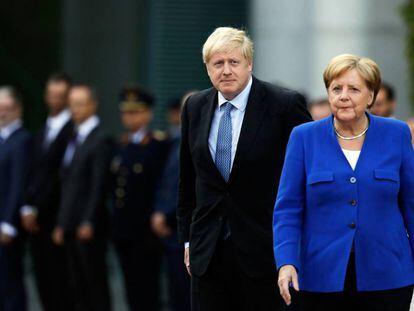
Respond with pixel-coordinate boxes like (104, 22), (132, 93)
(273, 54), (414, 311)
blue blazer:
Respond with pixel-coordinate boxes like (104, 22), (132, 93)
(273, 114), (414, 292)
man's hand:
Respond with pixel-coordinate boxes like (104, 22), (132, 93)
(184, 246), (191, 276)
(52, 226), (64, 246)
(77, 223), (94, 242)
(150, 212), (172, 238)
(0, 232), (14, 245)
(21, 212), (39, 234)
(278, 265), (299, 306)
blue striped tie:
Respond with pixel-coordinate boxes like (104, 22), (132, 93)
(215, 102), (233, 182)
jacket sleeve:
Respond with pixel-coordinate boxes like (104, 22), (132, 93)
(4, 134), (32, 226)
(81, 137), (112, 225)
(398, 124), (414, 252)
(273, 126), (306, 271)
(176, 99), (197, 244)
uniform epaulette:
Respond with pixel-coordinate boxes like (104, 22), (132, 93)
(152, 130), (167, 141)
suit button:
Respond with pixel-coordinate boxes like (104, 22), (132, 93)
(348, 222), (356, 229)
(350, 177), (357, 184)
(116, 188), (125, 198)
(350, 199), (357, 206)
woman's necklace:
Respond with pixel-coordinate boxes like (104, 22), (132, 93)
(334, 119), (369, 140)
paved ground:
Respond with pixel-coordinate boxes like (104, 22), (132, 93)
(25, 245), (171, 311)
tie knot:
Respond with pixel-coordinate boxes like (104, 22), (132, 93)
(220, 101), (233, 113)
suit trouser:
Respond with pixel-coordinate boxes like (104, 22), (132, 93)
(0, 238), (26, 311)
(113, 238), (161, 311)
(29, 229), (73, 311)
(300, 252), (414, 311)
(64, 236), (111, 311)
(191, 238), (287, 311)
(164, 243), (191, 311)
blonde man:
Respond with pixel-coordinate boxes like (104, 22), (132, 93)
(177, 27), (311, 310)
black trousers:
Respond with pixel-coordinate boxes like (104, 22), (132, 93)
(113, 238), (161, 311)
(300, 252), (414, 311)
(64, 237), (111, 311)
(191, 238), (288, 311)
(164, 244), (191, 311)
(29, 229), (73, 311)
(0, 238), (26, 311)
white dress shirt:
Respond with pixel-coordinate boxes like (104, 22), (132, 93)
(63, 115), (100, 166)
(44, 109), (71, 145)
(186, 77), (253, 249)
(130, 128), (147, 144)
(21, 110), (71, 217)
(0, 119), (23, 237)
(0, 119), (22, 141)
(208, 76), (253, 168)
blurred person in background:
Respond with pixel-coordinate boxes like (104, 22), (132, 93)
(151, 93), (196, 311)
(177, 27), (311, 311)
(369, 82), (396, 118)
(52, 84), (112, 311)
(0, 86), (31, 311)
(20, 73), (74, 311)
(110, 85), (168, 311)
(308, 98), (330, 121)
(274, 54), (414, 310)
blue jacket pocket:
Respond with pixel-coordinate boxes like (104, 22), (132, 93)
(307, 171), (334, 185)
(374, 169), (399, 182)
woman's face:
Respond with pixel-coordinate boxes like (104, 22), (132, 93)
(328, 69), (373, 123)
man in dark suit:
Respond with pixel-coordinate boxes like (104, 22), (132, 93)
(110, 85), (168, 311)
(0, 86), (31, 311)
(20, 73), (74, 311)
(177, 27), (311, 311)
(52, 84), (111, 311)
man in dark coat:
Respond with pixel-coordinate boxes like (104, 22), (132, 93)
(21, 73), (74, 311)
(0, 86), (31, 311)
(111, 85), (168, 311)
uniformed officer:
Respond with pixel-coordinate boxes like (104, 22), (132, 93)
(110, 85), (168, 311)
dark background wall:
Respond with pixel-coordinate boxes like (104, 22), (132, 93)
(0, 0), (248, 133)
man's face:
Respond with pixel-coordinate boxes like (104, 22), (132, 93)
(0, 94), (20, 127)
(68, 88), (96, 125)
(370, 88), (395, 117)
(120, 109), (152, 132)
(206, 47), (252, 100)
(45, 81), (70, 113)
(309, 104), (331, 121)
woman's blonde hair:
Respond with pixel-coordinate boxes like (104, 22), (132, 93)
(202, 27), (253, 64)
(323, 54), (381, 106)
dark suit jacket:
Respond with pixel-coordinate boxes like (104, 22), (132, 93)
(0, 127), (32, 228)
(57, 125), (112, 236)
(24, 121), (73, 229)
(177, 77), (312, 277)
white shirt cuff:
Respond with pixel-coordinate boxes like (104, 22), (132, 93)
(185, 242), (190, 249)
(1, 222), (17, 237)
(20, 205), (38, 216)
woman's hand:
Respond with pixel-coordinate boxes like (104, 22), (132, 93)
(278, 265), (299, 306)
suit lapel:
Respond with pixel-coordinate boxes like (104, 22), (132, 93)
(229, 78), (267, 183)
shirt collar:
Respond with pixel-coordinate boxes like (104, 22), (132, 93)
(0, 119), (22, 140)
(218, 76), (252, 112)
(76, 115), (100, 140)
(46, 109), (71, 130)
(130, 127), (148, 144)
